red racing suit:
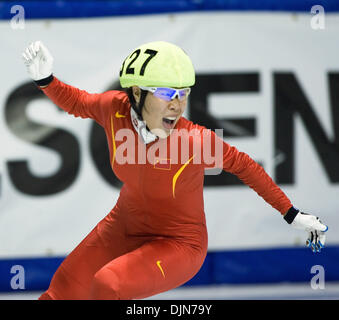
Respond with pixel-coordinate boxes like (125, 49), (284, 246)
(38, 77), (292, 300)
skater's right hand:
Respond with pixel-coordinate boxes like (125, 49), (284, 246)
(22, 41), (54, 84)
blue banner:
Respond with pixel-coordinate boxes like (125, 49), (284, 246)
(1, 246), (339, 292)
(0, 0), (338, 20)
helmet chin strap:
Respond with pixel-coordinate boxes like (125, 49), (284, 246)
(130, 107), (157, 144)
(131, 104), (143, 120)
(132, 87), (148, 120)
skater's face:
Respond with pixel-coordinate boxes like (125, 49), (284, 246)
(132, 86), (188, 138)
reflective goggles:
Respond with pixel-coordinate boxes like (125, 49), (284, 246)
(139, 86), (191, 102)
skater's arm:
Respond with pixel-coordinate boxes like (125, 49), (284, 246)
(22, 40), (118, 126)
(40, 76), (114, 126)
(198, 126), (328, 253)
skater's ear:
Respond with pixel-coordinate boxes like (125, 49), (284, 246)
(132, 86), (141, 104)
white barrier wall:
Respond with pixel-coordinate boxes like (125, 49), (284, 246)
(1, 12), (338, 258)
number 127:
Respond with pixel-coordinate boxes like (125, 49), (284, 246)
(120, 49), (158, 77)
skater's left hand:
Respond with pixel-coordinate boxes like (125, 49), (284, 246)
(284, 207), (328, 253)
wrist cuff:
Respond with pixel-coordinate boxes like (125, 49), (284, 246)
(284, 206), (299, 224)
(34, 74), (54, 87)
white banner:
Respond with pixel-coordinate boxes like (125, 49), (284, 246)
(1, 11), (339, 258)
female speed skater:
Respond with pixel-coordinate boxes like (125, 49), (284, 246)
(22, 40), (328, 300)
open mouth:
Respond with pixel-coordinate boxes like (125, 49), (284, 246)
(162, 117), (176, 129)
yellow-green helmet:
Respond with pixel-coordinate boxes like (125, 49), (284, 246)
(119, 41), (195, 88)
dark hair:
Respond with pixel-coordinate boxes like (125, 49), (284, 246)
(126, 87), (148, 120)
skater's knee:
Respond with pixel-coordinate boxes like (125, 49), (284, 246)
(39, 291), (54, 300)
(90, 267), (121, 300)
